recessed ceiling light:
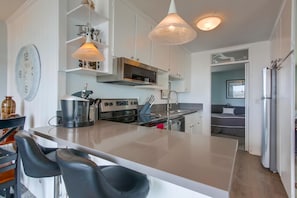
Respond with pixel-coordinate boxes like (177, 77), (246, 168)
(196, 16), (222, 31)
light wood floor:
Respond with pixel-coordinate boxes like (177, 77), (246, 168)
(231, 151), (288, 198)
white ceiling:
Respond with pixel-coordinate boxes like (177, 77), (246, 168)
(128, 0), (283, 53)
(1, 0), (283, 53)
(0, 0), (26, 21)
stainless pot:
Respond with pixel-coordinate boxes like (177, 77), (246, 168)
(61, 95), (94, 128)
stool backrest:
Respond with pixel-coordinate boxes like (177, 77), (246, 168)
(0, 116), (25, 143)
(14, 132), (60, 177)
(56, 149), (116, 198)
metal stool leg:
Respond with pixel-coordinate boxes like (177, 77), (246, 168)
(16, 150), (21, 198)
(54, 176), (60, 198)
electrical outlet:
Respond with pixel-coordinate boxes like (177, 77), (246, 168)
(161, 90), (169, 99)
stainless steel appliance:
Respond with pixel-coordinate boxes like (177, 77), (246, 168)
(98, 98), (185, 132)
(261, 67), (277, 172)
(99, 98), (138, 123)
(141, 115), (185, 132)
(97, 57), (158, 86)
(61, 95), (94, 128)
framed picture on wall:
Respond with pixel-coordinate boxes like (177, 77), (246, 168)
(226, 79), (245, 99)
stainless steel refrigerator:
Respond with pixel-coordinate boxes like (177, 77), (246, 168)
(261, 67), (277, 172)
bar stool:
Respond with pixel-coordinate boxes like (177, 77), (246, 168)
(56, 148), (150, 198)
(14, 131), (61, 198)
(0, 116), (25, 198)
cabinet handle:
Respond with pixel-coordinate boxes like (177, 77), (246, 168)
(131, 56), (134, 59)
(136, 58), (139, 61)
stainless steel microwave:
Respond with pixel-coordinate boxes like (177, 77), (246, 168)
(97, 57), (158, 86)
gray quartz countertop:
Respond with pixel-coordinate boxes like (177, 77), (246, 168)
(30, 120), (237, 198)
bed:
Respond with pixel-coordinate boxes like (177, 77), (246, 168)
(211, 105), (245, 137)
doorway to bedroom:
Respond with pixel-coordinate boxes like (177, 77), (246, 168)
(211, 63), (247, 150)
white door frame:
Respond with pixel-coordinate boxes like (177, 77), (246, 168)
(210, 61), (249, 151)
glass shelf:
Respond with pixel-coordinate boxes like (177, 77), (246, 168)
(211, 49), (249, 65)
(66, 36), (108, 49)
(65, 67), (110, 76)
(67, 4), (108, 26)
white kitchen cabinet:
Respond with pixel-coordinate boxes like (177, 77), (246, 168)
(270, 2), (292, 63)
(113, 0), (136, 60)
(170, 46), (191, 92)
(184, 112), (202, 134)
(135, 14), (152, 64)
(66, 0), (112, 75)
(113, 0), (151, 65)
(169, 46), (186, 79)
(269, 0), (294, 196)
(270, 21), (281, 61)
(151, 41), (170, 71)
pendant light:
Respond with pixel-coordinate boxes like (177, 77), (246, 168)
(72, 0), (105, 63)
(148, 0), (197, 45)
(72, 32), (105, 62)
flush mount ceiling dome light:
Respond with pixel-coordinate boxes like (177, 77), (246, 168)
(148, 0), (197, 45)
(196, 16), (222, 31)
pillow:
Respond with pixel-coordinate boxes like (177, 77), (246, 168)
(222, 107), (235, 115)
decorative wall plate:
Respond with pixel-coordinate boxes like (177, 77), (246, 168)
(15, 44), (41, 101)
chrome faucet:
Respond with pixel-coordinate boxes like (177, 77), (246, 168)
(72, 83), (93, 99)
(166, 82), (178, 130)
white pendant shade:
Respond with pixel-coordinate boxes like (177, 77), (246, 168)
(72, 33), (105, 62)
(149, 0), (197, 45)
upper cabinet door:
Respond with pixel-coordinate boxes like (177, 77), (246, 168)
(169, 46), (186, 79)
(270, 20), (281, 61)
(134, 14), (152, 64)
(151, 40), (170, 71)
(113, 0), (136, 59)
(279, 0), (292, 59)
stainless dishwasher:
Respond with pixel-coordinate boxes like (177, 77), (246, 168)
(168, 116), (185, 132)
(141, 115), (185, 132)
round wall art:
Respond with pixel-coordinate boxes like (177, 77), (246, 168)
(15, 44), (41, 101)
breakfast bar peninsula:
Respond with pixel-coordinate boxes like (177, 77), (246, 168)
(30, 120), (237, 198)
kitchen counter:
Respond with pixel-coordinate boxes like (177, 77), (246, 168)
(137, 109), (197, 126)
(30, 120), (237, 198)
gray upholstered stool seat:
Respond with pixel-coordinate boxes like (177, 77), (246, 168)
(56, 148), (150, 198)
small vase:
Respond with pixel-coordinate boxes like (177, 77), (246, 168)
(1, 96), (16, 119)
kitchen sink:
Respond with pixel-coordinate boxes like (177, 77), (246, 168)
(151, 109), (192, 118)
(169, 109), (189, 114)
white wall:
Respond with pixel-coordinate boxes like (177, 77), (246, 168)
(211, 68), (245, 106)
(179, 41), (271, 156)
(7, 0), (60, 129)
(6, 0), (60, 197)
(0, 21), (7, 100)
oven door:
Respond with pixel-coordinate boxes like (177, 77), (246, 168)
(99, 110), (137, 123)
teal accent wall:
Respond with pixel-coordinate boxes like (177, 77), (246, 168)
(211, 69), (245, 106)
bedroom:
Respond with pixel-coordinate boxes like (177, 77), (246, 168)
(211, 63), (246, 150)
